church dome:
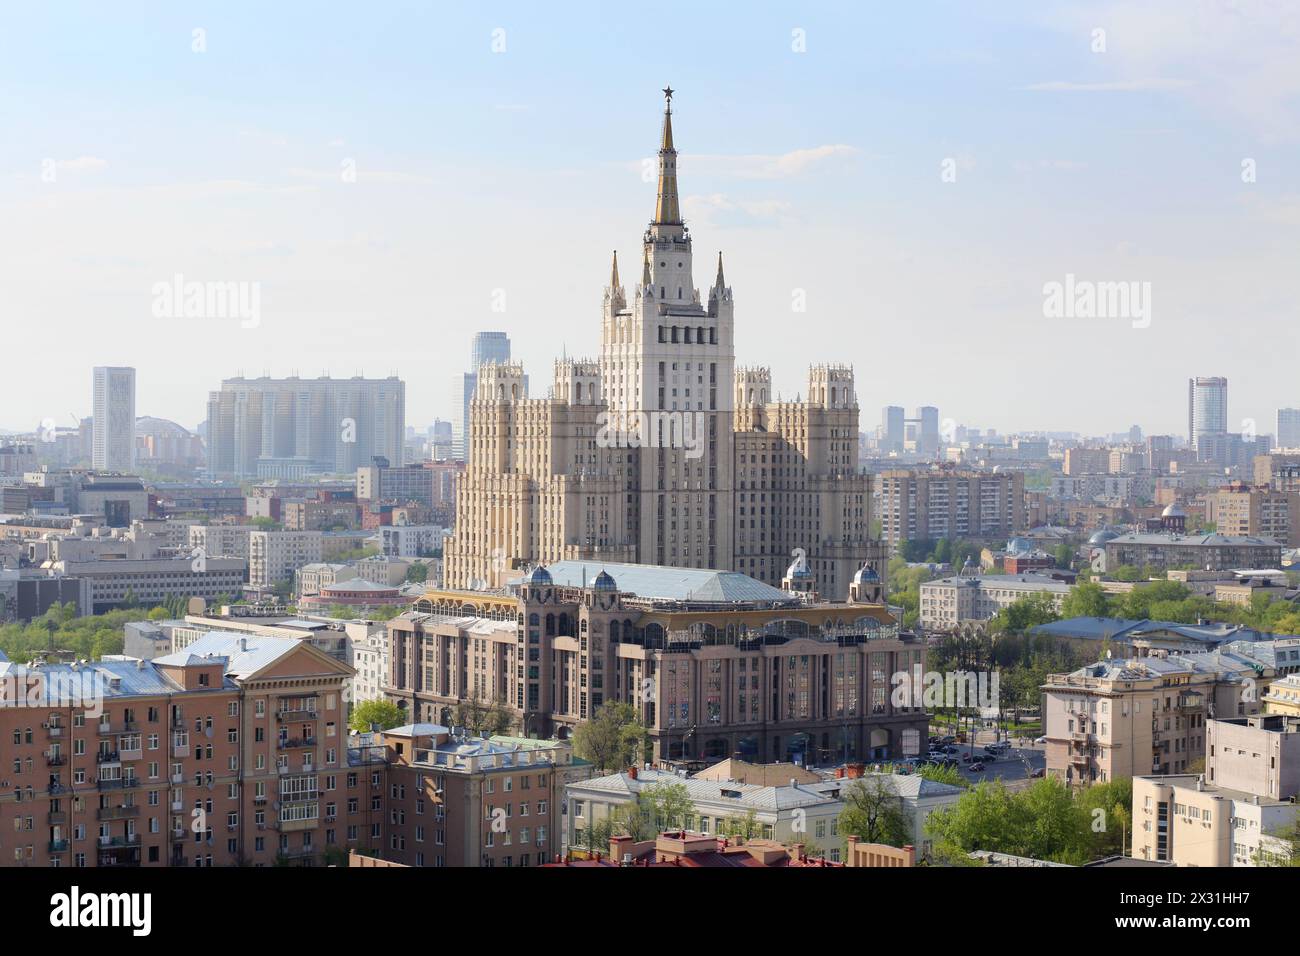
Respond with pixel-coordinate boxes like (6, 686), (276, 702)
(591, 569), (618, 591)
(1162, 502), (1187, 518)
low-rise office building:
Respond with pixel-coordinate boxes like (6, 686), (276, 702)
(389, 559), (924, 765)
(919, 573), (1070, 631)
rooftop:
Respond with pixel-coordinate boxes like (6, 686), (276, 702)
(541, 560), (799, 605)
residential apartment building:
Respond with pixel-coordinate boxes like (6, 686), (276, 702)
(1062, 447), (1109, 476)
(390, 558), (923, 765)
(0, 633), (371, 868)
(248, 530), (322, 590)
(1207, 481), (1300, 547)
(92, 366), (136, 473)
(205, 375), (405, 479)
(373, 724), (584, 867)
(356, 458), (435, 508)
(877, 467), (1024, 546)
(1042, 650), (1271, 785)
(918, 573), (1070, 631)
(188, 525), (257, 560)
(1100, 532), (1282, 574)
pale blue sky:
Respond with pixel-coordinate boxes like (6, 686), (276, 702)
(2, 1), (1298, 438)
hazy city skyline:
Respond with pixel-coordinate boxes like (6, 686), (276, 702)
(4, 1), (1300, 437)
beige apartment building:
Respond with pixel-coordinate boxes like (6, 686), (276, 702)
(248, 530), (323, 589)
(1132, 715), (1300, 866)
(877, 467), (1024, 546)
(1207, 481), (1300, 547)
(1042, 651), (1270, 785)
(443, 91), (874, 601)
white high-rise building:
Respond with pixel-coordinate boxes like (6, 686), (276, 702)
(92, 366), (136, 472)
(1189, 376), (1228, 451)
(205, 375), (405, 478)
(444, 90), (882, 599)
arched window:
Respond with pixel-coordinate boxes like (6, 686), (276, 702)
(545, 613), (556, 637)
(528, 613), (539, 627)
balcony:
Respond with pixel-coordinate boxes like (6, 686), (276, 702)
(276, 706), (319, 721)
(173, 827), (187, 839)
(254, 794), (268, 804)
(171, 773), (184, 785)
(45, 725), (65, 738)
(97, 750), (121, 764)
(97, 778), (137, 792)
(98, 834), (141, 848)
(46, 754), (66, 767)
(278, 846), (317, 860)
(47, 811), (67, 825)
(279, 737), (317, 750)
(97, 805), (141, 821)
(275, 815), (320, 833)
(170, 855), (189, 867)
(48, 840), (69, 853)
(172, 745), (190, 758)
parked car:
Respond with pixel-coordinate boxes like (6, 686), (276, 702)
(986, 740), (1010, 753)
(1030, 768), (1045, 778)
(940, 736), (957, 745)
(967, 762), (985, 772)
(1033, 735), (1047, 745)
(941, 745), (959, 755)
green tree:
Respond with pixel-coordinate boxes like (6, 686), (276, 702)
(927, 778), (1094, 865)
(405, 563), (429, 584)
(1053, 542), (1074, 570)
(1060, 581), (1111, 619)
(453, 696), (515, 738)
(641, 781), (692, 831)
(719, 808), (762, 842)
(348, 698), (405, 733)
(988, 592), (1061, 636)
(572, 701), (646, 772)
(838, 776), (912, 848)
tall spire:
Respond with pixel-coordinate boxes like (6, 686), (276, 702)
(653, 86), (681, 225)
(641, 246), (652, 286)
(610, 250), (620, 288)
(714, 251), (725, 291)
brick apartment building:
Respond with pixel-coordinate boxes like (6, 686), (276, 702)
(0, 633), (389, 867)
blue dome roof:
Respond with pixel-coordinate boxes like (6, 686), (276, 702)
(853, 564), (880, 583)
(523, 565), (552, 586)
(591, 569), (618, 591)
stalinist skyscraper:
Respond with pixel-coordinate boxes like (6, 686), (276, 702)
(445, 90), (882, 599)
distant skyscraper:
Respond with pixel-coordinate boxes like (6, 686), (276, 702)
(880, 406), (904, 454)
(1277, 408), (1300, 450)
(92, 366), (136, 472)
(916, 406), (940, 457)
(205, 375), (405, 478)
(1188, 376), (1228, 451)
(456, 332), (515, 460)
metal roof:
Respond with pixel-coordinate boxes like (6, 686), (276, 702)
(542, 560), (796, 604)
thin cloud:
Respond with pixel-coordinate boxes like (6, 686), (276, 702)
(685, 144), (859, 179)
(1021, 78), (1191, 92)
